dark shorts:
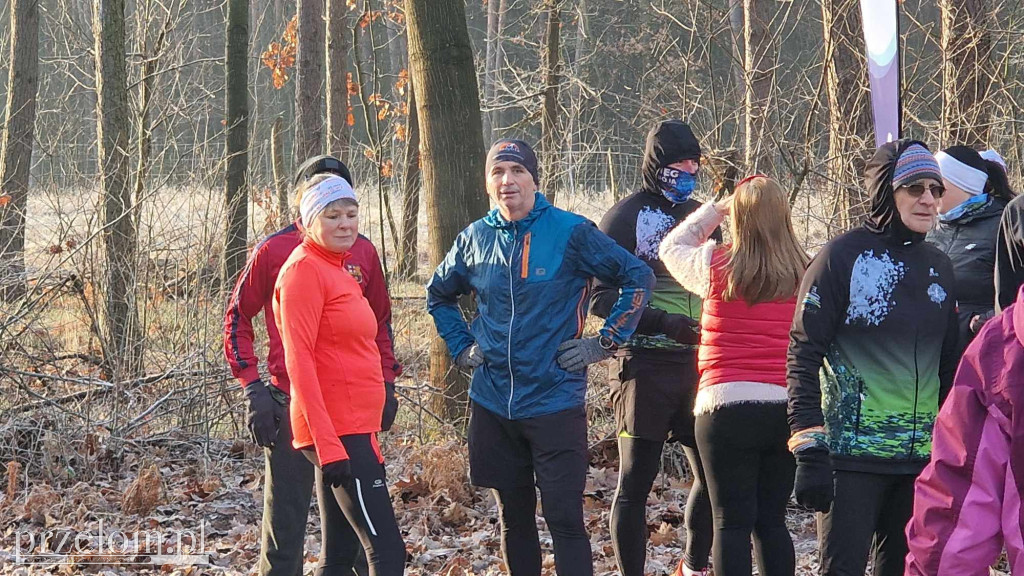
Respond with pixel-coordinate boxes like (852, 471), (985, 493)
(467, 401), (588, 493)
(610, 349), (698, 445)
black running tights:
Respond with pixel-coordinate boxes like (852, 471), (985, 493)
(494, 486), (593, 576)
(610, 435), (712, 575)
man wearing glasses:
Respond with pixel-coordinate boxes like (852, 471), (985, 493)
(786, 141), (960, 576)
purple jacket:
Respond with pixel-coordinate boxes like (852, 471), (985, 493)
(905, 286), (1024, 574)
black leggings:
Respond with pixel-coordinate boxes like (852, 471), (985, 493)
(262, 401), (369, 576)
(303, 435), (406, 576)
(610, 435), (712, 575)
(818, 470), (916, 576)
(695, 402), (795, 576)
(494, 486), (592, 576)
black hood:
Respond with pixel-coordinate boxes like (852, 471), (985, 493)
(862, 139), (934, 245)
(640, 120), (701, 195)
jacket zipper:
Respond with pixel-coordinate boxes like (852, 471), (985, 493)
(854, 373), (864, 437)
(507, 224), (518, 419)
(909, 327), (919, 460)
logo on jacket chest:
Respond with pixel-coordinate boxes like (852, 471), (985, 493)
(846, 250), (906, 327)
(346, 264), (364, 285)
(635, 207), (676, 260)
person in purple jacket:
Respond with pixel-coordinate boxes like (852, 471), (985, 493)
(905, 285), (1024, 575)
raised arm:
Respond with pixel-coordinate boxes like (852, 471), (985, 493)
(658, 202), (726, 299)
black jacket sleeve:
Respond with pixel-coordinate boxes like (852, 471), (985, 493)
(591, 198), (720, 336)
(995, 198), (1024, 312)
(787, 243), (849, 434)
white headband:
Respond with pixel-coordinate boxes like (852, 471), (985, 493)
(935, 151), (988, 196)
(980, 149), (1007, 171)
(300, 176), (357, 227)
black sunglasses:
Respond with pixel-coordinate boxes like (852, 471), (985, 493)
(898, 183), (946, 199)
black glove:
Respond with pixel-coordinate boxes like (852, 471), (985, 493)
(381, 382), (399, 431)
(243, 380), (283, 448)
(321, 459), (353, 488)
(970, 310), (996, 334)
(660, 313), (700, 345)
(794, 447), (834, 512)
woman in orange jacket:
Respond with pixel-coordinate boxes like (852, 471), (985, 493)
(274, 174), (405, 575)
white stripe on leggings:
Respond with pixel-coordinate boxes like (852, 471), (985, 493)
(355, 478), (378, 536)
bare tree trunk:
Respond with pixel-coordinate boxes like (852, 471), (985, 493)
(352, 7), (400, 260)
(133, 10), (171, 228)
(295, 0), (324, 162)
(939, 0), (994, 147)
(223, 0), (249, 286)
(540, 0), (561, 204)
(397, 83), (420, 280)
(483, 0), (499, 141)
(326, 0), (350, 159)
(608, 148), (621, 202)
(407, 0), (489, 421)
(488, 0), (508, 140)
(564, 0), (585, 195)
(822, 0), (870, 231)
(386, 9), (405, 98)
(728, 0), (745, 153)
(272, 116), (288, 226)
(743, 0), (774, 171)
(94, 0), (142, 378)
(0, 0), (40, 301)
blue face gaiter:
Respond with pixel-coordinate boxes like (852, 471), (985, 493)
(657, 167), (697, 203)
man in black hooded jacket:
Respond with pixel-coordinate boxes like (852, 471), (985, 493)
(786, 140), (959, 576)
(591, 120), (717, 576)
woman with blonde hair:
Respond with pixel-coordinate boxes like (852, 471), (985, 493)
(274, 174), (406, 575)
(659, 175), (806, 576)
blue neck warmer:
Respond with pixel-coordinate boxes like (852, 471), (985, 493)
(940, 193), (989, 223)
(657, 167), (697, 204)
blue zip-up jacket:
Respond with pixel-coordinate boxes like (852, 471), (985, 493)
(427, 193), (654, 420)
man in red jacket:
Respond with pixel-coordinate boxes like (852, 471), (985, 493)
(223, 156), (401, 576)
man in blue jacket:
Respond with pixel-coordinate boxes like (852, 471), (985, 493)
(427, 139), (655, 576)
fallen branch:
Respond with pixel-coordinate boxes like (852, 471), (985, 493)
(9, 368), (227, 415)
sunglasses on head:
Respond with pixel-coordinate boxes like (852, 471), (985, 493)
(898, 183), (945, 199)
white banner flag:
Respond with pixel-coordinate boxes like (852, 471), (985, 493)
(860, 0), (901, 147)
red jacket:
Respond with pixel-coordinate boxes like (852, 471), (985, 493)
(223, 221), (400, 392)
(698, 248), (795, 390)
(905, 285), (1024, 575)
(273, 239), (385, 464)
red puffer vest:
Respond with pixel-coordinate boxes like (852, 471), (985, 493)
(698, 248), (796, 389)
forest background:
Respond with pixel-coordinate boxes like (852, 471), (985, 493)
(0, 0), (1018, 573)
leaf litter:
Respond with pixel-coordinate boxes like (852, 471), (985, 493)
(0, 433), (831, 575)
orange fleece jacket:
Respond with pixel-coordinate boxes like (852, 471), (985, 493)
(273, 238), (385, 465)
